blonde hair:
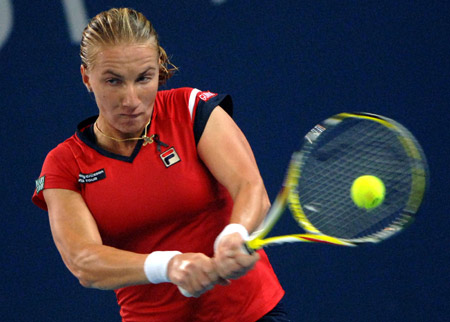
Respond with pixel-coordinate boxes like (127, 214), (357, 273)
(80, 8), (177, 85)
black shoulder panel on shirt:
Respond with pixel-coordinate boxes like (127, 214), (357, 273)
(193, 94), (233, 145)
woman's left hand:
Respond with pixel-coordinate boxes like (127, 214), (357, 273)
(214, 232), (260, 280)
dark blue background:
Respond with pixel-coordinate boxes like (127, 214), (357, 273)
(1, 1), (449, 321)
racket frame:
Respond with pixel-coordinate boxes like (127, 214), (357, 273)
(245, 112), (428, 250)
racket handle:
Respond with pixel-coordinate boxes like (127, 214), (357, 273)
(177, 243), (253, 297)
(178, 285), (193, 297)
(242, 242), (255, 254)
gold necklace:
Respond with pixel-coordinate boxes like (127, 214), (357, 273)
(94, 119), (154, 146)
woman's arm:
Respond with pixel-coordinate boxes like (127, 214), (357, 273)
(44, 188), (222, 295)
(44, 188), (148, 289)
(197, 106), (271, 279)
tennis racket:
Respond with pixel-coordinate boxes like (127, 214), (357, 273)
(245, 112), (428, 251)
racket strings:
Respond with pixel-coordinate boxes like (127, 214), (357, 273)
(296, 119), (413, 240)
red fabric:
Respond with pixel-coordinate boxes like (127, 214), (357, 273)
(32, 88), (284, 321)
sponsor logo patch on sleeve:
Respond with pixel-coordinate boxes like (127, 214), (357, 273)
(35, 176), (45, 194)
(198, 91), (218, 101)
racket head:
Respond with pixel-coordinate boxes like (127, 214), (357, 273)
(288, 112), (429, 244)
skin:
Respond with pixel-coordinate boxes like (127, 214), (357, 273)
(81, 44), (159, 156)
(44, 43), (269, 297)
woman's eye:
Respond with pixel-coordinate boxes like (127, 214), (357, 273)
(106, 78), (120, 85)
(138, 75), (153, 83)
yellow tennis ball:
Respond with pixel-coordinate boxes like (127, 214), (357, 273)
(351, 175), (385, 210)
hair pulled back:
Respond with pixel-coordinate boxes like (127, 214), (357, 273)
(80, 8), (177, 85)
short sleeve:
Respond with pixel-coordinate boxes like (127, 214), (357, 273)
(188, 89), (233, 144)
(32, 141), (81, 211)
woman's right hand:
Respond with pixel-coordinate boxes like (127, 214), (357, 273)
(167, 253), (229, 297)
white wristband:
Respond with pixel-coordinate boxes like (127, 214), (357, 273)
(144, 251), (182, 284)
(214, 223), (249, 252)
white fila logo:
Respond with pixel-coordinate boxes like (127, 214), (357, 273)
(198, 91), (217, 101)
(160, 147), (181, 167)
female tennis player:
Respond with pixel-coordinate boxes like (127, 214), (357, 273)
(32, 8), (287, 321)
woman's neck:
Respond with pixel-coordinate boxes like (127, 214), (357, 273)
(94, 124), (139, 156)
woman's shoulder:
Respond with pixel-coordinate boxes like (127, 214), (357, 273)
(156, 87), (195, 103)
(155, 87), (197, 118)
(45, 132), (87, 165)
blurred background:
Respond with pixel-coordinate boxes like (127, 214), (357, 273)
(1, 0), (449, 321)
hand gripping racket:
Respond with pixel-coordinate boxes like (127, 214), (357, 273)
(245, 112), (428, 251)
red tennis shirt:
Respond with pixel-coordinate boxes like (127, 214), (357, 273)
(32, 87), (284, 321)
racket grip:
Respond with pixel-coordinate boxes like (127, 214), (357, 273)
(178, 285), (193, 297)
(242, 242), (255, 254)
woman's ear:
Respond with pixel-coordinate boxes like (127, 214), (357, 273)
(80, 65), (92, 92)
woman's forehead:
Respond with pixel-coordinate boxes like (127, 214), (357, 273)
(92, 44), (159, 71)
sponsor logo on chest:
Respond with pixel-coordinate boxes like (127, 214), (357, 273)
(78, 169), (106, 183)
(160, 147), (181, 167)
